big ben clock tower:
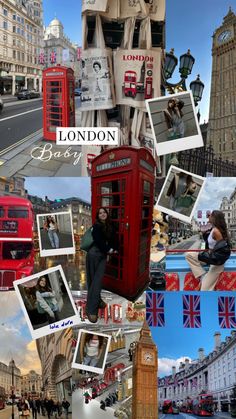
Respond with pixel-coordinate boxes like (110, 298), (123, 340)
(132, 321), (158, 419)
(207, 7), (236, 161)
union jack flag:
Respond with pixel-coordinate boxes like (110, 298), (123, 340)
(164, 376), (170, 386)
(50, 50), (57, 63)
(38, 51), (45, 64)
(183, 294), (201, 328)
(218, 296), (236, 328)
(146, 292), (165, 327)
(191, 377), (198, 388)
(173, 375), (179, 385)
(183, 378), (188, 387)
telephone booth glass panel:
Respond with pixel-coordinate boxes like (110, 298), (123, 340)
(45, 80), (64, 133)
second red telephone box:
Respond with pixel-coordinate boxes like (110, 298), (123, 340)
(91, 146), (156, 301)
(43, 66), (75, 141)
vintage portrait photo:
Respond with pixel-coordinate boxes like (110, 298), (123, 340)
(72, 329), (111, 375)
(37, 211), (75, 257)
(13, 265), (80, 339)
(156, 165), (205, 224)
(146, 91), (203, 156)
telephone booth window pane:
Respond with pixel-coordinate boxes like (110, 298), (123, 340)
(46, 80), (63, 132)
(144, 181), (151, 193)
(142, 207), (149, 218)
(143, 196), (150, 205)
(100, 181), (121, 194)
(141, 219), (149, 229)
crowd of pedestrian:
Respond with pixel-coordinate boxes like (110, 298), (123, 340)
(16, 396), (70, 419)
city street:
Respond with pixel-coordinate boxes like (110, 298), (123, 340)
(0, 405), (71, 419)
(0, 98), (43, 153)
(0, 97), (82, 177)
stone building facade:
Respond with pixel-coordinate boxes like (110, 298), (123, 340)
(36, 328), (73, 405)
(43, 18), (80, 81)
(0, 0), (44, 94)
(21, 370), (42, 396)
(0, 359), (21, 396)
(159, 331), (236, 412)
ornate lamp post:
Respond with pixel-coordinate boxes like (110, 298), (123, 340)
(163, 49), (205, 167)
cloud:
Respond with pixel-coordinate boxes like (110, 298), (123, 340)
(158, 356), (192, 376)
(0, 293), (41, 375)
(195, 177), (236, 215)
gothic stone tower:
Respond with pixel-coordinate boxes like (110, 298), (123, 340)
(207, 7), (236, 161)
(132, 321), (158, 419)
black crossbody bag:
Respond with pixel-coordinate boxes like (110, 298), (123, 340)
(198, 239), (231, 266)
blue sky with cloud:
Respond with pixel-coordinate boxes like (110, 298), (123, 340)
(151, 292), (235, 377)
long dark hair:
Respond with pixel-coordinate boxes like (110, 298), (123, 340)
(95, 207), (113, 238)
(36, 276), (52, 293)
(211, 210), (230, 241)
(84, 333), (104, 350)
(46, 216), (56, 228)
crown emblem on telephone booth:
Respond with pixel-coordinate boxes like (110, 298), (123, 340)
(109, 152), (115, 160)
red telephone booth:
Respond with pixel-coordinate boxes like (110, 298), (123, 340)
(43, 66), (75, 141)
(91, 146), (156, 301)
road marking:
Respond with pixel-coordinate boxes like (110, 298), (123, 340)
(0, 107), (42, 122)
(0, 128), (43, 157)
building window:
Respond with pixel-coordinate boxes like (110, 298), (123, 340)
(3, 8), (8, 16)
(3, 21), (8, 30)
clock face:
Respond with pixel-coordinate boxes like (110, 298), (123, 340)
(218, 30), (232, 43)
(142, 350), (155, 365)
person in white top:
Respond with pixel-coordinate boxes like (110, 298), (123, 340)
(185, 210), (230, 290)
(44, 216), (59, 249)
(80, 333), (105, 368)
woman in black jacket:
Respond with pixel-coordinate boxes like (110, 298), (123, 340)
(185, 210), (230, 290)
(86, 207), (118, 323)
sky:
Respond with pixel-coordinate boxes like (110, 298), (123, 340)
(151, 292), (235, 377)
(194, 177), (236, 222)
(0, 292), (41, 375)
(25, 177), (91, 202)
(43, 0), (233, 123)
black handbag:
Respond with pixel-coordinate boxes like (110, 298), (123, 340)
(198, 239), (231, 266)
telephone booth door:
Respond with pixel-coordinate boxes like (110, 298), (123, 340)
(91, 146), (156, 301)
(43, 66), (75, 141)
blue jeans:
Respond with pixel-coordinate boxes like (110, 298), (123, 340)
(83, 355), (99, 367)
(48, 230), (59, 248)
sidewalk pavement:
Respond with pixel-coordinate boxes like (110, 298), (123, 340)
(0, 110), (82, 177)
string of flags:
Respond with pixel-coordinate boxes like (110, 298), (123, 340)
(158, 376), (198, 387)
(146, 292), (236, 329)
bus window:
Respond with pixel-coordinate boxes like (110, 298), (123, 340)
(8, 206), (29, 218)
(0, 208), (4, 217)
(2, 242), (33, 260)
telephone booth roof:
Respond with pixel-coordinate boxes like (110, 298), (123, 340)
(43, 66), (74, 77)
(91, 146), (156, 177)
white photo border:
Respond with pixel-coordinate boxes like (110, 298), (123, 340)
(146, 91), (203, 156)
(156, 165), (206, 224)
(36, 211), (75, 257)
(72, 328), (111, 375)
(13, 265), (80, 340)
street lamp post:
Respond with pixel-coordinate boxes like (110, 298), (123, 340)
(11, 359), (15, 419)
(163, 49), (205, 168)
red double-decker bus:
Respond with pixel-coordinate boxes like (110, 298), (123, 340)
(192, 394), (214, 416)
(124, 71), (137, 98)
(162, 400), (173, 414)
(0, 197), (34, 290)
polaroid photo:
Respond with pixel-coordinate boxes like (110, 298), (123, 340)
(72, 329), (111, 375)
(156, 165), (205, 224)
(13, 265), (80, 339)
(37, 211), (75, 257)
(146, 91), (203, 156)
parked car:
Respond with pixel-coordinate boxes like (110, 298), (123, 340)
(17, 89), (40, 100)
(0, 95), (3, 113)
(74, 87), (81, 96)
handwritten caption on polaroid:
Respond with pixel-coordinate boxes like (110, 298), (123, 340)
(56, 127), (119, 145)
(49, 319), (74, 330)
